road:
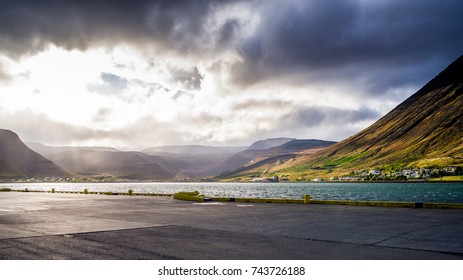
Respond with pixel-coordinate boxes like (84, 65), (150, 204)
(1, 192), (462, 259)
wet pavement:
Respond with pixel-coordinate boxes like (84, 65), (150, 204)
(1, 192), (462, 259)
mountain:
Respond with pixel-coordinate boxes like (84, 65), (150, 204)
(269, 139), (338, 153)
(247, 138), (295, 150)
(143, 145), (246, 155)
(215, 138), (304, 175)
(142, 145), (247, 177)
(26, 142), (181, 180)
(47, 150), (178, 180)
(0, 129), (68, 178)
(280, 55), (463, 178)
(216, 139), (336, 178)
(25, 142), (119, 158)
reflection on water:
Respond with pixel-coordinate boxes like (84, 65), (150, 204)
(1, 182), (463, 203)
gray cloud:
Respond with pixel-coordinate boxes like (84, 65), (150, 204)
(289, 106), (381, 128)
(92, 107), (112, 123)
(0, 62), (9, 82)
(231, 99), (294, 111)
(168, 66), (203, 91)
(218, 19), (240, 46)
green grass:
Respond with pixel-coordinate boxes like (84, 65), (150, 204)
(282, 151), (372, 173)
(324, 152), (370, 167)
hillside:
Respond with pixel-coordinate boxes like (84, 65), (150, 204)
(48, 150), (178, 180)
(0, 129), (68, 178)
(142, 145), (247, 177)
(279, 55), (463, 179)
(216, 139), (336, 179)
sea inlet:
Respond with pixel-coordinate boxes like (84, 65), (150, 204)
(2, 181), (463, 203)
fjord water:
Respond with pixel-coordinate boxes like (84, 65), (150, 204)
(2, 182), (463, 203)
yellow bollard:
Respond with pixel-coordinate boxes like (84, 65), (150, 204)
(304, 194), (311, 204)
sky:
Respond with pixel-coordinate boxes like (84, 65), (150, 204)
(0, 0), (462, 150)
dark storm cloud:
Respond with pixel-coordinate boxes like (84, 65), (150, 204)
(0, 0), (145, 56)
(232, 0), (463, 91)
(218, 19), (241, 46)
(1, 0), (462, 94)
(0, 0), (234, 57)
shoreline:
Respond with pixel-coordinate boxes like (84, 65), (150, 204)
(1, 179), (463, 184)
(2, 188), (463, 209)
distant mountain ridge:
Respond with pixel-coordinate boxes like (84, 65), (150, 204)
(25, 142), (119, 157)
(216, 139), (336, 178)
(270, 139), (337, 153)
(0, 129), (68, 178)
(247, 138), (295, 150)
(47, 150), (177, 180)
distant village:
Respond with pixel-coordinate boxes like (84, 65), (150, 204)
(318, 166), (463, 181)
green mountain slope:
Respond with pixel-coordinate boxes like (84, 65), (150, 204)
(281, 55), (463, 177)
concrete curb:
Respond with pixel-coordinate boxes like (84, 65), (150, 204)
(9, 189), (173, 197)
(206, 194), (463, 209)
(7, 189), (463, 209)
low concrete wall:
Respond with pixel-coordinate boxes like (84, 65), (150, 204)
(9, 189), (463, 209)
(208, 194), (463, 209)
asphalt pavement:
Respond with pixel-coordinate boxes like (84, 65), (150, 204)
(1, 192), (462, 259)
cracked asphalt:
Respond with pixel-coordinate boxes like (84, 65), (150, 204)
(1, 192), (462, 259)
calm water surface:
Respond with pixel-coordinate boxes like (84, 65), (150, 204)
(2, 182), (463, 203)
